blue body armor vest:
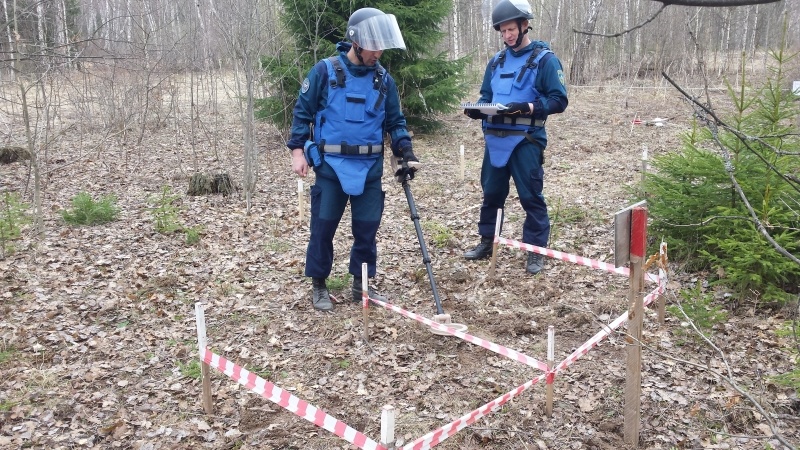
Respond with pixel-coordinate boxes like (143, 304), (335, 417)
(315, 56), (388, 195)
(484, 47), (551, 167)
(316, 56), (387, 153)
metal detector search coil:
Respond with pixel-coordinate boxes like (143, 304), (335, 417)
(461, 102), (508, 115)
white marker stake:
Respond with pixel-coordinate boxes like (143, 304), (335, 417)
(546, 325), (555, 417)
(489, 208), (502, 277)
(297, 179), (304, 223)
(641, 146), (648, 184)
(459, 144), (465, 180)
(380, 405), (396, 449)
(195, 303), (213, 414)
(362, 263), (370, 343)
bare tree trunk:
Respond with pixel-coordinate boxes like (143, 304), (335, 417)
(452, 3), (459, 59)
(569, 0), (602, 85)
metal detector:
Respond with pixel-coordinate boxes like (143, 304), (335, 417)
(392, 156), (468, 335)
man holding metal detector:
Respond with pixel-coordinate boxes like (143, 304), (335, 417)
(288, 7), (419, 312)
(463, 0), (568, 275)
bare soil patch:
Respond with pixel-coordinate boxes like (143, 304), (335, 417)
(1, 84), (797, 450)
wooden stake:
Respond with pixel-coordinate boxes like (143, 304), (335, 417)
(641, 146), (648, 185)
(624, 207), (647, 447)
(194, 303), (214, 415)
(546, 325), (554, 417)
(297, 179), (304, 223)
(459, 144), (465, 181)
(657, 242), (667, 326)
(488, 209), (502, 278)
(361, 263), (369, 343)
(380, 405), (396, 449)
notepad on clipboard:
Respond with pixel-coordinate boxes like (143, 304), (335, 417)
(460, 102), (508, 115)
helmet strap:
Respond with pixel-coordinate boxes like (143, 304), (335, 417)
(354, 43), (366, 65)
(513, 19), (529, 48)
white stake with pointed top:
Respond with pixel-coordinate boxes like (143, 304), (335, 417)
(195, 302), (213, 414)
(381, 405), (396, 449)
(297, 179), (304, 223)
(546, 325), (555, 416)
(459, 144), (465, 180)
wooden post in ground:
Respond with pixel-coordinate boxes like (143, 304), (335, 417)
(546, 325), (555, 417)
(459, 145), (465, 181)
(624, 206), (647, 447)
(488, 209), (502, 277)
(380, 405), (396, 449)
(194, 303), (214, 415)
(361, 263), (370, 343)
(297, 179), (304, 223)
(657, 242), (667, 326)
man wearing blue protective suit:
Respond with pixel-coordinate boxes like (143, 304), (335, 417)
(462, 0), (568, 275)
(288, 7), (418, 312)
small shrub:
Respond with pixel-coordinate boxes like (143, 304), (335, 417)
(185, 226), (202, 245)
(179, 360), (202, 379)
(771, 321), (800, 394)
(327, 273), (351, 290)
(668, 284), (728, 342)
(423, 221), (454, 248)
(0, 348), (14, 365)
(641, 46), (800, 304)
(148, 186), (182, 234)
(61, 192), (119, 226)
(771, 369), (800, 394)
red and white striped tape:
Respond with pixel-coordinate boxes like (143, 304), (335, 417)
(495, 236), (661, 284)
(555, 281), (665, 373)
(201, 349), (388, 450)
(402, 373), (547, 450)
(367, 297), (550, 373)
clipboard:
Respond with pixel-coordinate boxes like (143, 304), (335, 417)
(460, 102), (508, 115)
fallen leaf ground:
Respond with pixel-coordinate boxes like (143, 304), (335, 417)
(1, 82), (798, 450)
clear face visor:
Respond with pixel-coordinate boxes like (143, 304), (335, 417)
(351, 14), (406, 51)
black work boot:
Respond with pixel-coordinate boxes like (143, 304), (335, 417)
(526, 253), (545, 275)
(352, 277), (387, 303)
(464, 236), (494, 260)
(311, 278), (334, 311)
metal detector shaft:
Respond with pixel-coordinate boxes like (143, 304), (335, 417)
(401, 179), (445, 315)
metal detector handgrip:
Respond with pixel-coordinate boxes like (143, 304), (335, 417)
(391, 155), (422, 183)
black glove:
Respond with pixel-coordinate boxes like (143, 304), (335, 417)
(499, 102), (532, 115)
(464, 109), (487, 120)
(395, 140), (419, 182)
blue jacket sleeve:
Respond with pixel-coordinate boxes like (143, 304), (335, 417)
(384, 74), (411, 153)
(533, 55), (568, 119)
(286, 61), (328, 151)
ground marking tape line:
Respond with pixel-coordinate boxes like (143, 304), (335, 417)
(402, 373), (548, 450)
(555, 281), (665, 373)
(495, 236), (661, 284)
(202, 349), (387, 450)
(367, 297), (550, 372)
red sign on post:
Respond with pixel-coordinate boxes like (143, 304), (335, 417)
(630, 207), (647, 259)
(613, 200), (646, 267)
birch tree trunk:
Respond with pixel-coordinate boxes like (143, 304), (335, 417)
(569, 0), (602, 85)
(452, 4), (459, 59)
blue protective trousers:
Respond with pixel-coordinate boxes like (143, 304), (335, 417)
(305, 160), (385, 279)
(477, 140), (550, 247)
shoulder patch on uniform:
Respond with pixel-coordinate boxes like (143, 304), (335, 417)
(301, 78), (310, 93)
(557, 70), (565, 86)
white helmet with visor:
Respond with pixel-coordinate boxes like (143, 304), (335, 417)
(347, 8), (406, 51)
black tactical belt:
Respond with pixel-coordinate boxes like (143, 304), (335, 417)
(320, 144), (383, 155)
(487, 117), (545, 127)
